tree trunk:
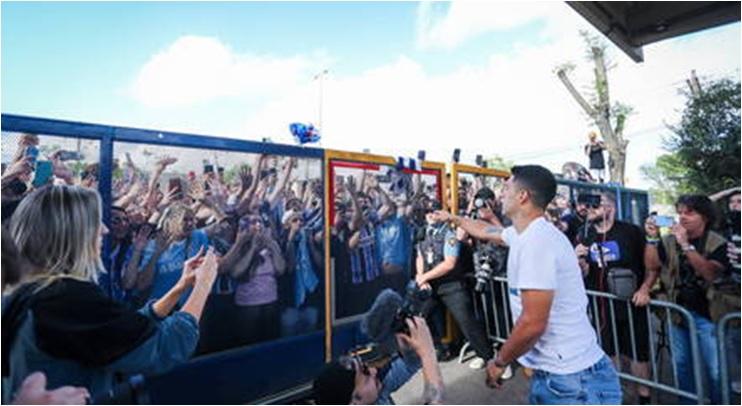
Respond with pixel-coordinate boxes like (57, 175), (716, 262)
(557, 70), (627, 184)
(556, 49), (628, 184)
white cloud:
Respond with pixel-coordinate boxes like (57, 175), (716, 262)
(416, 1), (560, 50)
(240, 4), (738, 190)
(129, 36), (325, 108)
(125, 5), (739, 192)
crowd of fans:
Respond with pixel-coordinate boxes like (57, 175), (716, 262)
(100, 148), (325, 353)
(331, 164), (440, 319)
(1, 131), (740, 404)
(1, 133), (327, 402)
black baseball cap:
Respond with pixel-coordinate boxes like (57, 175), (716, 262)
(474, 187), (495, 201)
(313, 361), (355, 405)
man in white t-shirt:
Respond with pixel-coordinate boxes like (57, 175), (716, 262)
(433, 165), (621, 404)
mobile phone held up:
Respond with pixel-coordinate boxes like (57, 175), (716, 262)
(32, 161), (54, 188)
(56, 150), (84, 161)
(653, 215), (675, 228)
(25, 146), (39, 168)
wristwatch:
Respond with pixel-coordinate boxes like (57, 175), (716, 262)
(682, 245), (696, 253)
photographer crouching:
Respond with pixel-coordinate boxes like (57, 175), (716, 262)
(313, 286), (444, 404)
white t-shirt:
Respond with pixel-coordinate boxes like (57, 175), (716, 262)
(502, 217), (604, 374)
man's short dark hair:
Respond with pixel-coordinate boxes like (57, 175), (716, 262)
(510, 165), (556, 210)
(313, 361), (355, 405)
(474, 187), (495, 201)
(675, 194), (717, 229)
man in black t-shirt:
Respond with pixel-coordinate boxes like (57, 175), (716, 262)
(574, 193), (654, 404)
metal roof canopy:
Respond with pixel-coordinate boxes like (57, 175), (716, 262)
(567, 1), (741, 62)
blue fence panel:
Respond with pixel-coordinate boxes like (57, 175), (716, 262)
(2, 113), (327, 403)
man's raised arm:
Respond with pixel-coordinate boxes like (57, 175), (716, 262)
(431, 210), (506, 246)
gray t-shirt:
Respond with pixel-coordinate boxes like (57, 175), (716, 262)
(502, 217), (604, 374)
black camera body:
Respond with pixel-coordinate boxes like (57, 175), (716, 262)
(577, 193), (601, 208)
(393, 281), (432, 334)
(472, 241), (506, 292)
(346, 343), (393, 369)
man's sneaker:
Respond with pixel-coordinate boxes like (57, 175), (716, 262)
(468, 357), (485, 369)
(501, 365), (513, 380)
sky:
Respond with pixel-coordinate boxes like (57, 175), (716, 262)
(2, 1), (740, 189)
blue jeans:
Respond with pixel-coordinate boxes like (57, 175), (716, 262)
(528, 356), (622, 404)
(669, 311), (720, 404)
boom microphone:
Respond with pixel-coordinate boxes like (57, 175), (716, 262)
(361, 289), (404, 355)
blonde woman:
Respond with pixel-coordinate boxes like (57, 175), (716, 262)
(125, 201), (220, 306)
(2, 185), (218, 400)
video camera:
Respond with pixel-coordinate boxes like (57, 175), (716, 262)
(576, 193), (601, 209)
(360, 282), (432, 363)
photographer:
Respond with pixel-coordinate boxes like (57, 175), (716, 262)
(711, 188), (741, 279)
(709, 187), (741, 396)
(574, 193), (653, 404)
(313, 316), (444, 405)
(461, 188), (512, 373)
(563, 194), (592, 245)
(645, 194), (729, 404)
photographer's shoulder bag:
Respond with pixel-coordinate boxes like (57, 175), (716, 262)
(606, 267), (637, 300)
(593, 234), (637, 300)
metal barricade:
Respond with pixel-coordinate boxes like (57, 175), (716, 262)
(468, 274), (708, 404)
(586, 290), (705, 404)
(717, 312), (741, 405)
(459, 274), (511, 363)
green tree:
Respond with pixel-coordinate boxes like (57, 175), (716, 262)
(485, 155), (514, 172)
(639, 153), (692, 205)
(642, 75), (740, 199)
(667, 76), (740, 194)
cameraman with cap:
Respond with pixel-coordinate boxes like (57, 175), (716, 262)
(313, 316), (444, 405)
(434, 165), (621, 403)
(460, 187), (513, 374)
(415, 199), (501, 384)
(563, 194), (593, 245)
(574, 193), (653, 404)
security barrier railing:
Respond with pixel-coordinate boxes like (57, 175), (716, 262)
(470, 275), (712, 404)
(717, 312), (741, 405)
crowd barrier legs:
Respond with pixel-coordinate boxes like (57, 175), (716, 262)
(717, 312), (741, 405)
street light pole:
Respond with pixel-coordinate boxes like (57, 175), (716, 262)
(313, 69), (328, 130)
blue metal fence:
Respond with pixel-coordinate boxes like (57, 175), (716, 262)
(2, 113), (326, 403)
